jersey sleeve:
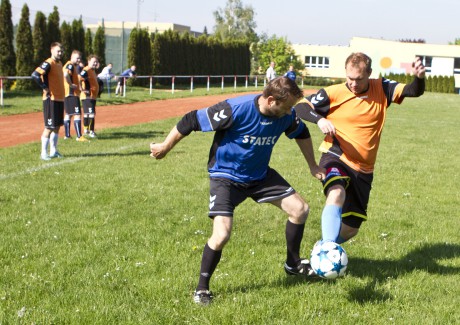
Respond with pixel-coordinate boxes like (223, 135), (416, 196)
(382, 78), (404, 106)
(284, 110), (310, 139)
(196, 101), (234, 132)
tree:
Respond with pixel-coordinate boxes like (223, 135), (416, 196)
(15, 3), (34, 90)
(253, 34), (303, 76)
(71, 17), (85, 54)
(0, 0), (16, 89)
(33, 11), (48, 66)
(47, 6), (60, 45)
(84, 28), (93, 60)
(93, 24), (106, 69)
(60, 21), (72, 60)
(448, 38), (460, 45)
(127, 27), (152, 85)
(213, 0), (257, 43)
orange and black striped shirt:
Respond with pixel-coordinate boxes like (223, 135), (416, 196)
(63, 60), (81, 97)
(34, 58), (65, 101)
(79, 66), (99, 100)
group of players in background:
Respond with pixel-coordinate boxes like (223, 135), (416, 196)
(31, 42), (136, 161)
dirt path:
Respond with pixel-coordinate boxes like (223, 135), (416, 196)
(0, 90), (314, 148)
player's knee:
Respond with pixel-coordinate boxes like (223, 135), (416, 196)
(288, 197), (310, 224)
(210, 230), (231, 250)
(326, 185), (346, 205)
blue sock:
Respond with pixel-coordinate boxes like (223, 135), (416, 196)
(321, 205), (342, 243)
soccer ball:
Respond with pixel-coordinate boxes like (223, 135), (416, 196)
(310, 241), (348, 279)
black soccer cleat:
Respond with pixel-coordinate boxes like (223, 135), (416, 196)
(193, 290), (214, 306)
(284, 258), (317, 277)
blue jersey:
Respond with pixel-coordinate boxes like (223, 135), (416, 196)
(195, 94), (307, 183)
(120, 68), (135, 77)
(284, 71), (297, 81)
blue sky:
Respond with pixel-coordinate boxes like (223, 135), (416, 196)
(10, 0), (460, 46)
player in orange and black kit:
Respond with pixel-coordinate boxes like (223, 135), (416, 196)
(63, 50), (88, 142)
(79, 55), (100, 138)
(294, 52), (426, 255)
(31, 42), (66, 160)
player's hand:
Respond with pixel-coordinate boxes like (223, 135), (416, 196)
(310, 165), (326, 181)
(150, 142), (167, 159)
(412, 57), (426, 79)
(317, 118), (336, 136)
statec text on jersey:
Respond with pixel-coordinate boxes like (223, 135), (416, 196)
(242, 135), (277, 146)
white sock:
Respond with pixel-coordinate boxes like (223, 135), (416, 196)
(50, 132), (58, 155)
(41, 136), (49, 156)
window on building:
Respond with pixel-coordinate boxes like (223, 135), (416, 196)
(454, 58), (460, 74)
(304, 56), (330, 69)
(417, 55), (432, 73)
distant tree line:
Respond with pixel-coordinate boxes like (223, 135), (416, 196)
(383, 72), (456, 94)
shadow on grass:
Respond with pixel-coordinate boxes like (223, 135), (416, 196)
(345, 242), (460, 304)
(65, 150), (148, 158)
(97, 130), (166, 140)
(223, 243), (459, 303)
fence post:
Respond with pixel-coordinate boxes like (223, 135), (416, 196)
(123, 77), (126, 97)
(234, 75), (237, 89)
(221, 76), (224, 90)
(0, 78), (3, 108)
(245, 75), (248, 88)
(255, 76), (258, 88)
(190, 76), (194, 92)
(149, 76), (153, 95)
(207, 76), (210, 92)
(172, 76), (175, 94)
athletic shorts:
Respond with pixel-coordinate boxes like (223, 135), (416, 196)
(319, 153), (374, 228)
(64, 96), (81, 115)
(43, 98), (64, 129)
(82, 99), (97, 114)
(208, 167), (295, 218)
(117, 77), (126, 85)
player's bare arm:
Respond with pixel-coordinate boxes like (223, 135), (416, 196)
(150, 126), (185, 159)
(295, 138), (326, 180)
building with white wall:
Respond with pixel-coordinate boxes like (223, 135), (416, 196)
(292, 37), (460, 91)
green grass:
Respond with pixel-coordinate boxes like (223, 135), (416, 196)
(0, 92), (459, 324)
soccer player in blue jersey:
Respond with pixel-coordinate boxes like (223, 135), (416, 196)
(150, 77), (326, 305)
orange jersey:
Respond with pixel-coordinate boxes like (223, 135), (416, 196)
(63, 60), (80, 97)
(34, 58), (65, 101)
(309, 79), (405, 173)
(79, 67), (99, 100)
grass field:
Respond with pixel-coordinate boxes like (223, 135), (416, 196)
(0, 92), (459, 324)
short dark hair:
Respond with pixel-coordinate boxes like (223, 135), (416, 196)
(50, 42), (62, 49)
(263, 76), (304, 102)
(345, 52), (372, 73)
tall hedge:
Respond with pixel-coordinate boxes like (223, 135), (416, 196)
(0, 0), (16, 89)
(15, 3), (34, 89)
(32, 11), (48, 66)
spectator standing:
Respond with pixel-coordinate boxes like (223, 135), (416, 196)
(266, 61), (276, 83)
(284, 65), (297, 82)
(115, 65), (136, 96)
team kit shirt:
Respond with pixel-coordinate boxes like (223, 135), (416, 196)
(304, 78), (405, 173)
(79, 67), (99, 100)
(63, 60), (81, 97)
(184, 94), (308, 183)
(34, 58), (65, 101)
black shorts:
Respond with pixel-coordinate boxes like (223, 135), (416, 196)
(319, 153), (373, 228)
(208, 168), (295, 217)
(43, 99), (64, 129)
(82, 99), (97, 114)
(117, 77), (126, 85)
(64, 96), (81, 115)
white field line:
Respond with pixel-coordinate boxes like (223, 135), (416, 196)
(0, 144), (142, 181)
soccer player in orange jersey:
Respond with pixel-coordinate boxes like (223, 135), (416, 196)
(79, 55), (100, 138)
(31, 42), (66, 160)
(63, 50), (88, 142)
(295, 52), (426, 250)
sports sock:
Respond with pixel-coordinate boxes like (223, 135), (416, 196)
(84, 116), (89, 132)
(74, 118), (82, 138)
(49, 132), (58, 155)
(321, 205), (342, 243)
(41, 136), (49, 156)
(196, 243), (222, 291)
(64, 119), (70, 137)
(89, 117), (95, 132)
(336, 235), (346, 244)
(285, 220), (305, 266)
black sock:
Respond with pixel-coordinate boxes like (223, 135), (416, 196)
(74, 119), (82, 138)
(84, 117), (89, 131)
(89, 117), (95, 132)
(64, 119), (70, 137)
(285, 220), (305, 267)
(196, 243), (222, 291)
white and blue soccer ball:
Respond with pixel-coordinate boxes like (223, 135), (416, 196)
(310, 241), (348, 279)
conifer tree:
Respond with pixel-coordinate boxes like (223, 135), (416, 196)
(0, 0), (17, 89)
(47, 6), (60, 45)
(93, 24), (106, 69)
(84, 28), (93, 62)
(33, 11), (48, 66)
(15, 3), (34, 90)
(71, 17), (85, 55)
(60, 21), (72, 61)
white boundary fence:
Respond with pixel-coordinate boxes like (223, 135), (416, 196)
(0, 75), (305, 107)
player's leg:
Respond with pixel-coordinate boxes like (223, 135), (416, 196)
(194, 178), (243, 305)
(63, 114), (71, 138)
(321, 184), (346, 242)
(40, 128), (52, 160)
